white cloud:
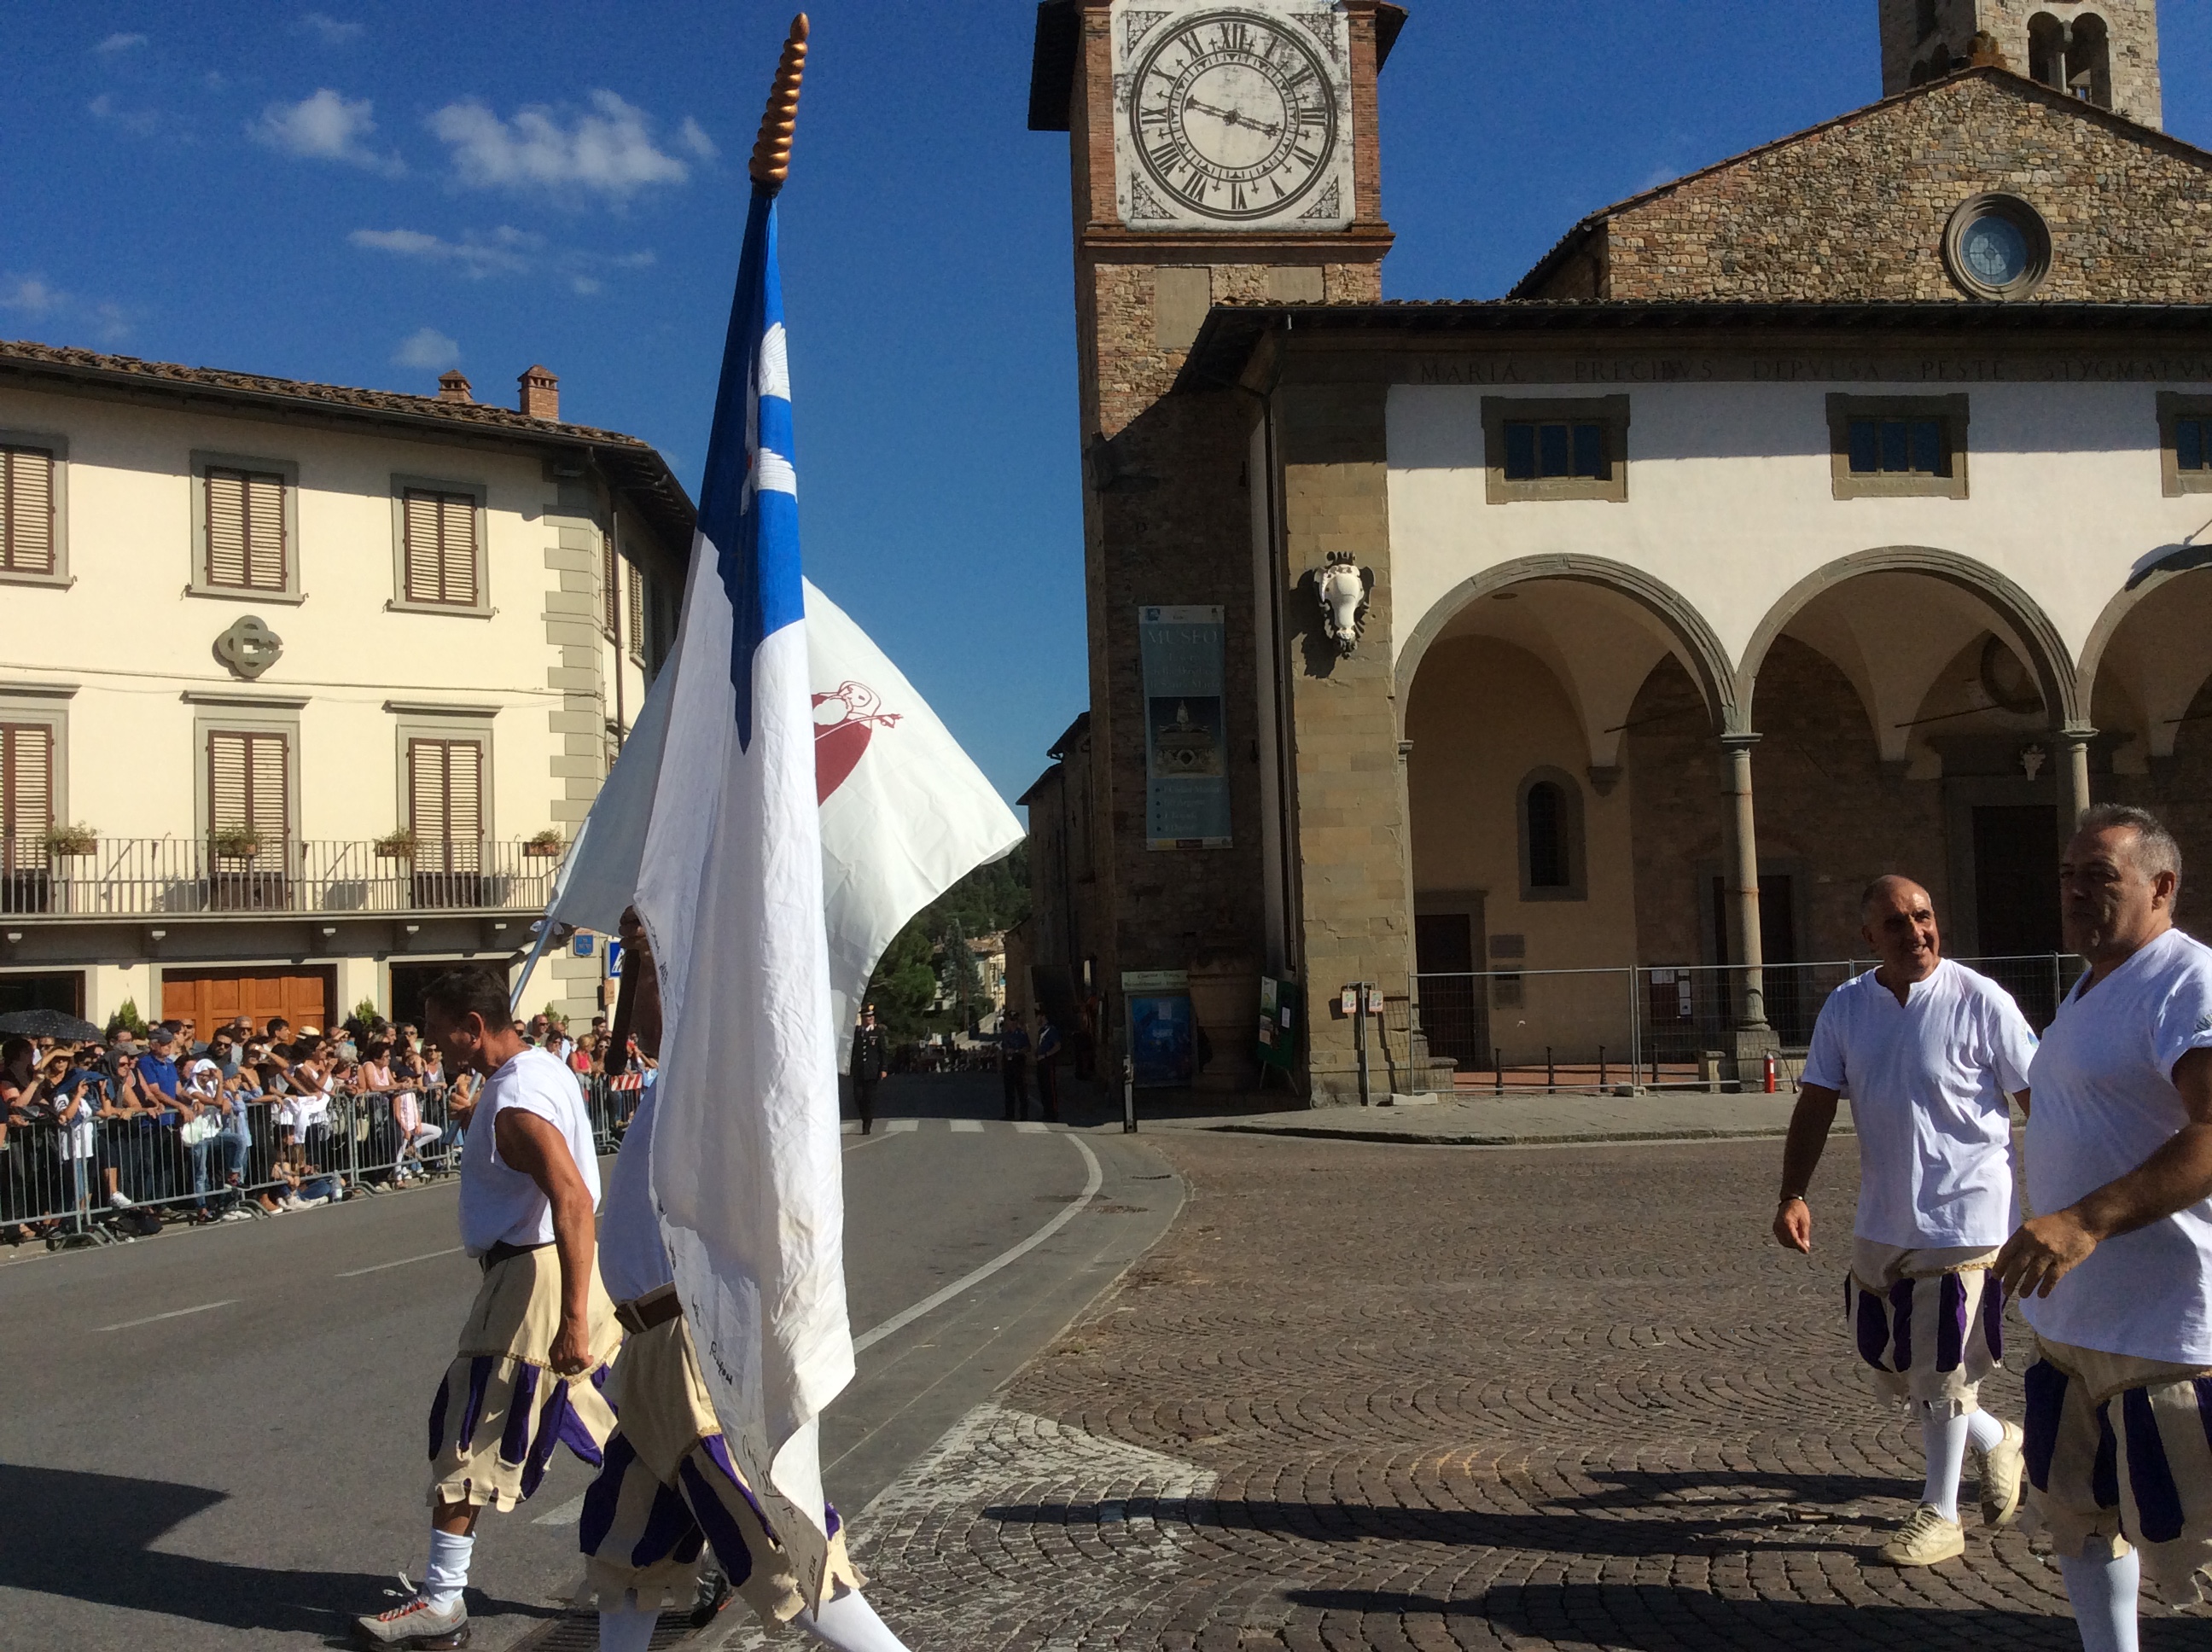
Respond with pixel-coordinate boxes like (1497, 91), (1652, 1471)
(677, 116), (718, 161)
(349, 224), (540, 278)
(252, 88), (404, 175)
(393, 326), (460, 369)
(299, 12), (364, 44)
(93, 31), (147, 53)
(1, 274), (137, 344)
(427, 90), (688, 202)
(88, 92), (167, 137)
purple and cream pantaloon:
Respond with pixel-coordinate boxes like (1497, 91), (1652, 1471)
(1843, 1239), (2005, 1415)
(426, 1243), (622, 1512)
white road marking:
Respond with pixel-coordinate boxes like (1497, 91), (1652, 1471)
(1014, 1120), (1049, 1134)
(533, 1490), (588, 1526)
(886, 1119), (918, 1133)
(949, 1119), (983, 1133)
(97, 1300), (240, 1332)
(337, 1246), (465, 1278)
(852, 1133), (1101, 1354)
(534, 1134), (1106, 1529)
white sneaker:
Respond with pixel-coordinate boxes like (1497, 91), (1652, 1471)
(356, 1588), (468, 1647)
(108, 1191), (133, 1209)
(1879, 1503), (1965, 1567)
(1978, 1419), (2027, 1528)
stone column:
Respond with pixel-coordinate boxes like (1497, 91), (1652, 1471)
(1720, 735), (1769, 1034)
(2058, 724), (2096, 835)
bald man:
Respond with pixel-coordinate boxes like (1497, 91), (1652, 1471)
(1774, 875), (2037, 1568)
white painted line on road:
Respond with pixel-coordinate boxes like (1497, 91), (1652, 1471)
(886, 1119), (918, 1133)
(1014, 1120), (1049, 1133)
(534, 1490), (588, 1526)
(337, 1246), (465, 1278)
(97, 1299), (239, 1333)
(851, 1133), (1103, 1355)
(950, 1120), (983, 1133)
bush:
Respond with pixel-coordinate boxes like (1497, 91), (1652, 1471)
(352, 997), (380, 1027)
(107, 998), (151, 1039)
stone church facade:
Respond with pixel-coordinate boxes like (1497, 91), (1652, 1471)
(1019, 0), (2212, 1102)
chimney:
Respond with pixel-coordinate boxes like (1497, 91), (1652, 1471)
(436, 369), (474, 404)
(518, 364), (560, 422)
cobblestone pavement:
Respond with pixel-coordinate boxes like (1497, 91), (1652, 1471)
(843, 1133), (2210, 1651)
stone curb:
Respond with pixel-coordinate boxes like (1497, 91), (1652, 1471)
(1197, 1120), (1854, 1148)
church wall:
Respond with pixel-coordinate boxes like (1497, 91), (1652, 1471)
(1591, 76), (2203, 303)
(1405, 639), (1637, 974)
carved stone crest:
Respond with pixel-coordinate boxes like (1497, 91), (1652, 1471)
(214, 614), (283, 679)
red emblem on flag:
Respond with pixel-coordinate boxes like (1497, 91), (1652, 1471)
(812, 680), (900, 803)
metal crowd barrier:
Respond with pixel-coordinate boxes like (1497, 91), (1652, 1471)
(1406, 952), (2087, 1096)
(0, 1069), (646, 1249)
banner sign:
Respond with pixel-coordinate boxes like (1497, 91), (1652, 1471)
(1129, 992), (1195, 1088)
(1138, 605), (1231, 850)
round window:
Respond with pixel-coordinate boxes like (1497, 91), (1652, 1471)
(1942, 194), (2052, 300)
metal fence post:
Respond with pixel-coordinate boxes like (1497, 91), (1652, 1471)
(343, 1093), (360, 1191)
(1627, 967), (1643, 1096)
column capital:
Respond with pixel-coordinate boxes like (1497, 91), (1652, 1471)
(1717, 731), (1762, 753)
(2057, 724), (2099, 745)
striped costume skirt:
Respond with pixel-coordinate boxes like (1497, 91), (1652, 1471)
(579, 1312), (859, 1622)
(426, 1245), (623, 1512)
(2025, 1335), (2212, 1593)
(1844, 1240), (2003, 1412)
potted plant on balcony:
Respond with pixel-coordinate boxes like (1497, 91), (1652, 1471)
(44, 822), (96, 857)
(522, 828), (564, 858)
(374, 828), (416, 860)
(211, 824), (263, 862)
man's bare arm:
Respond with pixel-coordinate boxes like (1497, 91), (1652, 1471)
(1996, 1048), (2212, 1299)
(1773, 1083), (1841, 1254)
(496, 1108), (597, 1375)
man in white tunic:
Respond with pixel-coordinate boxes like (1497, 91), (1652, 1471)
(1775, 874), (2034, 1566)
(358, 969), (620, 1649)
(584, 913), (910, 1652)
(1996, 806), (2212, 1652)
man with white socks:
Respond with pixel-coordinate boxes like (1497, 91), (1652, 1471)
(356, 969), (622, 1649)
(1996, 806), (2212, 1652)
(585, 912), (911, 1652)
(1775, 874), (2034, 1567)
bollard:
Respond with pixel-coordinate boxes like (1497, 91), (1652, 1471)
(1546, 1046), (1556, 1090)
(1763, 1050), (1778, 1094)
(1599, 1045), (1608, 1090)
(1494, 1046), (1503, 1096)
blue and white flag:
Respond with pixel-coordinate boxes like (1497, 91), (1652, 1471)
(632, 187), (849, 1607)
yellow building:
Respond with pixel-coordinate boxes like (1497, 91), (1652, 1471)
(0, 341), (687, 1033)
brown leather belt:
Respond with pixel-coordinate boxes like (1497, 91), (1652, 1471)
(614, 1283), (683, 1335)
(479, 1239), (553, 1274)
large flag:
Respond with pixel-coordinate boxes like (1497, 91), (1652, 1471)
(632, 182), (847, 1604)
(544, 577), (1023, 1057)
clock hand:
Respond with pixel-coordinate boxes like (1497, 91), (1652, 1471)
(1181, 98), (1284, 138)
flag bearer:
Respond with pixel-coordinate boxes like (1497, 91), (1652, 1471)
(1773, 875), (2034, 1567)
(356, 968), (620, 1649)
(585, 915), (910, 1652)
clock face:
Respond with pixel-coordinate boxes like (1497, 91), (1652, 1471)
(1129, 10), (1337, 220)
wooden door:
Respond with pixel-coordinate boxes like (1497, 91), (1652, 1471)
(162, 967), (333, 1036)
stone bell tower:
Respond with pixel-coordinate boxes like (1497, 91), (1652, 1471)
(1879, 0), (2162, 127)
(1027, 1), (1406, 1091)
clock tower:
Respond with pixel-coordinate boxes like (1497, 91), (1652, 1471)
(1028, 2), (1406, 1091)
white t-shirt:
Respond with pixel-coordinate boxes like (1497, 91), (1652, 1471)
(1800, 959), (2036, 1248)
(458, 1045), (603, 1257)
(597, 1083), (673, 1302)
(2022, 926), (2212, 1364)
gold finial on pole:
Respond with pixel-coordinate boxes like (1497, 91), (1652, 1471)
(748, 13), (809, 193)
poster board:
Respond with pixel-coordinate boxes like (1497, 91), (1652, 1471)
(1138, 605), (1231, 849)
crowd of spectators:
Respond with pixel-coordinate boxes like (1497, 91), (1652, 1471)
(0, 1003), (649, 1248)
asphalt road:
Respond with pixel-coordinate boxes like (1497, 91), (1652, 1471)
(0, 1073), (1180, 1652)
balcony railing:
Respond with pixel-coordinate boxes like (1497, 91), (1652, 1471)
(0, 838), (565, 918)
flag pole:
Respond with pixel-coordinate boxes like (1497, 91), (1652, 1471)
(749, 14), (809, 197)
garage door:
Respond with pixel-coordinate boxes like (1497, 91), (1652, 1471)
(162, 967), (334, 1036)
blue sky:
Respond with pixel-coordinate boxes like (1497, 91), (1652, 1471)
(8, 3), (2209, 808)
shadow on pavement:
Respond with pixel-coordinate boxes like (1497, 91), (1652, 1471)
(0, 1463), (557, 1638)
(1287, 1584), (2200, 1649)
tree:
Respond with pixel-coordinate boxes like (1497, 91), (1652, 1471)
(864, 843), (1030, 1040)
